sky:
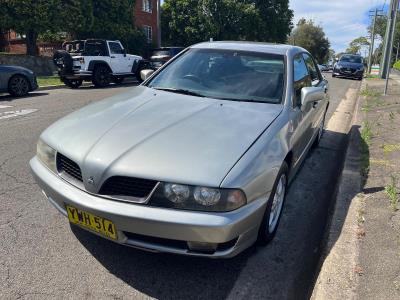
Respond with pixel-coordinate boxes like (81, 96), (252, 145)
(290, 0), (388, 53)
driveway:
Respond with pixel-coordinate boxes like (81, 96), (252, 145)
(0, 75), (360, 299)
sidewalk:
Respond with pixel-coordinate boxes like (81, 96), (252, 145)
(312, 74), (400, 299)
(355, 73), (400, 299)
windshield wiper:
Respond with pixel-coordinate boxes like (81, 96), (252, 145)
(212, 97), (275, 104)
(153, 87), (206, 98)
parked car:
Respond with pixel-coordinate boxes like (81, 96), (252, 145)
(148, 47), (185, 69)
(135, 47), (185, 83)
(0, 65), (38, 96)
(31, 42), (329, 258)
(333, 54), (364, 80)
(318, 64), (329, 72)
(53, 39), (143, 88)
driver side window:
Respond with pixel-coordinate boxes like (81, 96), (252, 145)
(303, 53), (321, 86)
(293, 54), (311, 107)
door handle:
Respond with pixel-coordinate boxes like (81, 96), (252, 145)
(313, 100), (321, 108)
(110, 56), (116, 58)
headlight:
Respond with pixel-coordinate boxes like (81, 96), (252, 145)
(194, 187), (221, 206)
(37, 139), (57, 173)
(358, 66), (364, 71)
(150, 183), (247, 212)
(164, 183), (190, 203)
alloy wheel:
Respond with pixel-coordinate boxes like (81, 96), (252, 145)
(9, 76), (29, 96)
(268, 173), (287, 233)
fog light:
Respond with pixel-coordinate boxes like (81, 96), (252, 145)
(187, 241), (218, 252)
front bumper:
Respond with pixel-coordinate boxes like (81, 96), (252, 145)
(30, 75), (39, 91)
(30, 157), (266, 258)
(333, 68), (364, 78)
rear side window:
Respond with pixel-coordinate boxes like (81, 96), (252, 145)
(109, 42), (124, 55)
(293, 54), (311, 106)
(303, 53), (321, 85)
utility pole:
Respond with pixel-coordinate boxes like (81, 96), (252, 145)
(368, 9), (382, 74)
(383, 0), (399, 95)
(381, 0), (399, 80)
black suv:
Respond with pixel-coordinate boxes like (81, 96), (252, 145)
(148, 47), (184, 69)
(333, 54), (364, 80)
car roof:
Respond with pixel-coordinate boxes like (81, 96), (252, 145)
(190, 41), (307, 56)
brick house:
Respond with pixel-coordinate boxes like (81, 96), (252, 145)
(135, 0), (161, 46)
(0, 1), (161, 55)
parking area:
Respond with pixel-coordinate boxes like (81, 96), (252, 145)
(0, 74), (361, 299)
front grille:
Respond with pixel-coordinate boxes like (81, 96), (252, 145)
(99, 176), (158, 198)
(57, 153), (83, 182)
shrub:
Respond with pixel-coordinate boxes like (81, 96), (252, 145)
(394, 60), (400, 71)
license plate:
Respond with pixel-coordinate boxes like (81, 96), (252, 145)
(66, 205), (117, 240)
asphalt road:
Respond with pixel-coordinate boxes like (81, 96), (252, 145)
(0, 75), (360, 300)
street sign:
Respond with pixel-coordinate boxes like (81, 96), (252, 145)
(371, 65), (380, 75)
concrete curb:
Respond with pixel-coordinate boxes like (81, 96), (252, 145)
(311, 81), (365, 299)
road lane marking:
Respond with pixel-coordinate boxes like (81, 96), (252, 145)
(0, 109), (38, 120)
(0, 105), (13, 109)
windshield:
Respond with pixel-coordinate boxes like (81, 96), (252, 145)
(147, 48), (285, 104)
(340, 55), (362, 64)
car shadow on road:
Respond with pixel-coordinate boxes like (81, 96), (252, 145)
(0, 92), (49, 102)
(71, 224), (254, 299)
(70, 128), (355, 300)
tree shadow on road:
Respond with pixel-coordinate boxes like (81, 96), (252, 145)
(71, 128), (355, 300)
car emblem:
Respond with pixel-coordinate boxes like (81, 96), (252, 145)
(87, 177), (95, 185)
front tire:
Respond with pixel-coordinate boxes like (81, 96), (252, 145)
(8, 75), (30, 97)
(257, 162), (289, 245)
(92, 65), (111, 88)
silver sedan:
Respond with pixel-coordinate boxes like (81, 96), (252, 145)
(30, 42), (329, 258)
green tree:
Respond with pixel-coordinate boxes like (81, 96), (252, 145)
(289, 19), (330, 63)
(161, 0), (293, 46)
(74, 0), (147, 54)
(1, 0), (60, 55)
(254, 0), (293, 43)
(368, 13), (400, 64)
(346, 36), (369, 55)
(328, 48), (336, 61)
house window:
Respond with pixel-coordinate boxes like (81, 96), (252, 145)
(142, 0), (152, 13)
(143, 26), (152, 43)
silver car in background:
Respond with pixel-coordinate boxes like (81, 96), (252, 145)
(30, 42), (329, 258)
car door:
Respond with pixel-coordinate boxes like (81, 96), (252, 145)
(107, 41), (132, 74)
(302, 53), (328, 138)
(289, 54), (315, 167)
(0, 67), (7, 91)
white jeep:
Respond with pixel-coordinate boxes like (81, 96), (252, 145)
(53, 39), (144, 88)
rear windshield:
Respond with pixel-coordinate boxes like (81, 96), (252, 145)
(340, 55), (362, 64)
(152, 50), (171, 56)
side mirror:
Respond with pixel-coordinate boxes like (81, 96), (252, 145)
(301, 87), (324, 109)
(123, 49), (127, 57)
(140, 69), (155, 81)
